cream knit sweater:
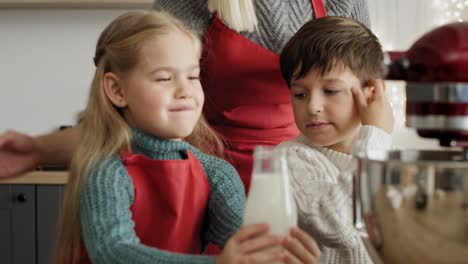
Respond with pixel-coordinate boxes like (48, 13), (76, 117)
(278, 125), (392, 264)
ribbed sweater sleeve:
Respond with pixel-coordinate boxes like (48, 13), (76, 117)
(80, 157), (215, 264)
(190, 147), (246, 248)
(277, 125), (392, 264)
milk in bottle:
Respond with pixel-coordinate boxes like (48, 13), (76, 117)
(243, 145), (297, 236)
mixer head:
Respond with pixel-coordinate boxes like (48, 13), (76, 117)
(402, 22), (468, 146)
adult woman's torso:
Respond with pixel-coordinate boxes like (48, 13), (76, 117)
(154, 0), (370, 54)
(153, 0), (370, 192)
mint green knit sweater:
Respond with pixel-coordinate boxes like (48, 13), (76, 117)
(80, 128), (245, 263)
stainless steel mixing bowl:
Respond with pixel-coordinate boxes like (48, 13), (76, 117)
(355, 149), (468, 263)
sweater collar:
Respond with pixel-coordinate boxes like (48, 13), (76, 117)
(130, 128), (189, 160)
(295, 133), (356, 171)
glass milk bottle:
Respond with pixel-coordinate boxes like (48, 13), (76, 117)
(243, 146), (297, 236)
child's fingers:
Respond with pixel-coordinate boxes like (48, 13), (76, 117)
(243, 249), (286, 264)
(351, 86), (367, 109)
(290, 227), (321, 257)
(283, 237), (315, 263)
(368, 79), (386, 100)
(283, 250), (302, 264)
(234, 223), (269, 243)
(240, 234), (284, 254)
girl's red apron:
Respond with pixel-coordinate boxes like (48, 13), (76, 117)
(121, 150), (210, 252)
(81, 150), (211, 262)
(201, 0), (327, 193)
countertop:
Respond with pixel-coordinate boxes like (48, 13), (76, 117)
(0, 171), (68, 185)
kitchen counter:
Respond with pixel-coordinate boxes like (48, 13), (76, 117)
(0, 171), (68, 185)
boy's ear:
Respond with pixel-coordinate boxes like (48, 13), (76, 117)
(103, 72), (128, 108)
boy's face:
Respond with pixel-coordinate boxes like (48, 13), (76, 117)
(290, 65), (362, 153)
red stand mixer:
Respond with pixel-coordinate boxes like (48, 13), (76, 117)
(355, 22), (468, 263)
(406, 22), (468, 147)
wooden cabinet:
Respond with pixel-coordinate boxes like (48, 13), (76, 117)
(0, 172), (67, 264)
(37, 185), (64, 264)
(0, 185), (36, 264)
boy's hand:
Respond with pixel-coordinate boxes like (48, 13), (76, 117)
(216, 223), (286, 264)
(351, 79), (395, 134)
(283, 227), (321, 264)
(0, 131), (41, 178)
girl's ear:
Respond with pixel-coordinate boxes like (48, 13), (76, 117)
(103, 72), (128, 108)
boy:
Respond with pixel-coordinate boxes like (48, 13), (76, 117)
(277, 16), (394, 263)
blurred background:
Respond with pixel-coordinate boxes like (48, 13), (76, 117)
(369, 0), (468, 149)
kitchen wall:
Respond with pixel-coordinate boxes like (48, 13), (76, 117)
(368, 0), (468, 51)
(0, 9), (131, 136)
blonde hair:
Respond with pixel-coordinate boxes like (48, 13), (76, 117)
(54, 10), (224, 264)
(208, 0), (257, 32)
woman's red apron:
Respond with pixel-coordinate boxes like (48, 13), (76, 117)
(201, 0), (327, 193)
(122, 150), (211, 253)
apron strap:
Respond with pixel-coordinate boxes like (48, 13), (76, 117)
(311, 0), (327, 18)
(120, 149), (132, 160)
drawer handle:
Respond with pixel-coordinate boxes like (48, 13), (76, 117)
(16, 193), (27, 203)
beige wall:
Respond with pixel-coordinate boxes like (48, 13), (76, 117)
(368, 0), (468, 51)
(0, 9), (130, 135)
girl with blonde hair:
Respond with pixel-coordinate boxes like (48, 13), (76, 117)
(54, 10), (320, 264)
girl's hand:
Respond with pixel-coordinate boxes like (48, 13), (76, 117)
(352, 79), (395, 134)
(283, 227), (321, 264)
(216, 223), (286, 264)
(0, 130), (41, 178)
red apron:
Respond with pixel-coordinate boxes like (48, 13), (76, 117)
(81, 150), (211, 262)
(80, 151), (211, 263)
(201, 0), (327, 193)
(122, 150), (211, 253)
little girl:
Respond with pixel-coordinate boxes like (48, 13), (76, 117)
(54, 10), (320, 264)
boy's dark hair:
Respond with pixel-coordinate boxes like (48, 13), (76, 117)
(280, 16), (385, 87)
